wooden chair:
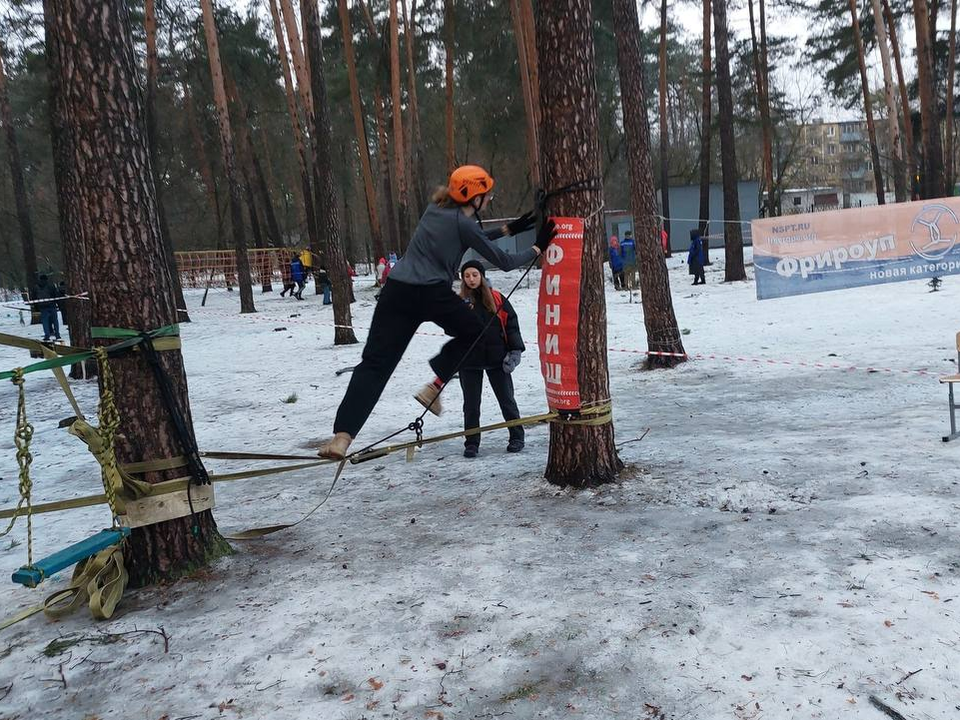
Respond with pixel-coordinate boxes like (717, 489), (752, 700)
(939, 331), (960, 441)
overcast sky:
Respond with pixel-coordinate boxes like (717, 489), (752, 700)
(639, 1), (922, 122)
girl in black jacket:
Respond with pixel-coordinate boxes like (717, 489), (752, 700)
(457, 260), (525, 457)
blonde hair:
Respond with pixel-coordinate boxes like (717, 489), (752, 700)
(459, 273), (499, 315)
(431, 185), (457, 207)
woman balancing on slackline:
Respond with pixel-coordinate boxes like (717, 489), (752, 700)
(318, 165), (556, 460)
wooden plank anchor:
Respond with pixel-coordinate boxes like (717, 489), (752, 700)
(12, 527), (131, 588)
(119, 485), (216, 529)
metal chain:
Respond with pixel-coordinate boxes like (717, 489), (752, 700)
(93, 347), (122, 525)
(0, 370), (36, 568)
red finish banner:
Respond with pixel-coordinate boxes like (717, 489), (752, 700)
(538, 217), (583, 412)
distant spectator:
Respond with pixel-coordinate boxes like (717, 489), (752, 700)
(290, 253), (306, 300)
(388, 252), (398, 267)
(608, 236), (625, 291)
(688, 229), (706, 285)
(32, 274), (61, 341)
(317, 265), (332, 305)
(376, 257), (387, 286)
(620, 231), (638, 290)
(660, 227), (669, 254)
(280, 255), (295, 297)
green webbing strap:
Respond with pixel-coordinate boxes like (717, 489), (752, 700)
(0, 325), (180, 380)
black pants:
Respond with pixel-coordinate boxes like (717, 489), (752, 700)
(692, 265), (705, 284)
(459, 367), (523, 448)
(333, 279), (484, 437)
(612, 270), (624, 290)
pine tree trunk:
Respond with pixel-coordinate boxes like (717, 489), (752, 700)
(758, 0), (775, 215)
(45, 0), (228, 586)
(0, 45), (38, 288)
(711, 0), (745, 281)
(870, 0), (907, 202)
(375, 86), (400, 254)
(337, 0), (386, 261)
(882, 0), (917, 195)
(946, 0), (958, 192)
(444, 0), (455, 172)
(268, 0), (318, 252)
(657, 0), (671, 247)
(223, 69), (273, 291)
(183, 82), (224, 252)
(251, 150), (282, 249)
(43, 2), (95, 373)
(613, 0), (686, 370)
(698, 0), (712, 259)
(144, 0), (189, 321)
(302, 0), (358, 345)
(510, 0), (541, 188)
(401, 0), (427, 217)
(389, 0), (410, 247)
(914, 0), (946, 198)
(747, 0), (775, 215)
(200, 0), (255, 312)
(536, 0), (621, 487)
(278, 0), (314, 130)
(848, 0), (886, 204)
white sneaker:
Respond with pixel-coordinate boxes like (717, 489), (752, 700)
(414, 383), (443, 416)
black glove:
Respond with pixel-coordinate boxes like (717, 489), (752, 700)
(535, 219), (557, 253)
(506, 211), (536, 236)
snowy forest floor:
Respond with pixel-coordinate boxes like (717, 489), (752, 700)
(1, 250), (959, 720)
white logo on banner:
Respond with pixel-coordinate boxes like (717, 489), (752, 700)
(910, 203), (959, 260)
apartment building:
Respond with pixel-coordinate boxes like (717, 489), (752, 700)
(797, 119), (893, 198)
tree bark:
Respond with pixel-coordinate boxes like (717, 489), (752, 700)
(657, 0), (671, 248)
(510, 0), (540, 188)
(748, 0), (776, 215)
(200, 0), (255, 312)
(947, 0), (958, 192)
(698, 0), (711, 259)
(389, 0), (410, 247)
(278, 0), (314, 129)
(444, 0), (455, 172)
(536, 0), (621, 487)
(144, 0), (189, 321)
(870, 0), (907, 202)
(882, 0), (917, 196)
(44, 0), (228, 586)
(712, 0), (745, 281)
(848, 0), (886, 204)
(914, 0), (946, 198)
(375, 86), (400, 254)
(183, 82), (224, 253)
(401, 0), (427, 217)
(43, 1), (95, 375)
(268, 0), (318, 252)
(302, 0), (358, 345)
(0, 44), (38, 288)
(337, 0), (386, 261)
(613, 0), (686, 370)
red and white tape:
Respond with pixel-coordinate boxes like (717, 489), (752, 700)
(193, 307), (938, 378)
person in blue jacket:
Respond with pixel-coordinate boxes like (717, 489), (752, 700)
(290, 253), (306, 300)
(688, 229), (706, 285)
(608, 236), (625, 290)
(620, 231), (637, 289)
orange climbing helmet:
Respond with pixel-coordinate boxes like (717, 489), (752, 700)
(448, 165), (495, 204)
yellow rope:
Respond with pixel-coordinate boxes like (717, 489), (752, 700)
(0, 369), (35, 568)
(93, 347), (122, 525)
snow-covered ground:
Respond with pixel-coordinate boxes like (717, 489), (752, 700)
(1, 251), (958, 719)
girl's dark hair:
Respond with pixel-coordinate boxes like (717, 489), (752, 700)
(431, 185), (458, 207)
(459, 271), (498, 315)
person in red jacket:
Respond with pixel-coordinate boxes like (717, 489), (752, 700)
(456, 260), (525, 457)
